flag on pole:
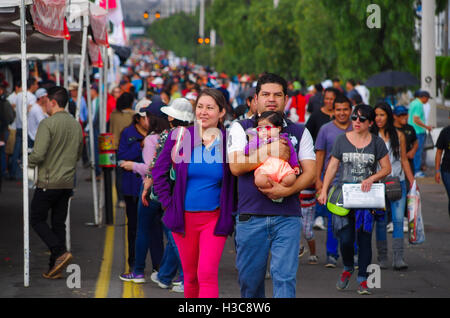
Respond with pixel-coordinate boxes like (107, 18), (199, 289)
(30, 0), (68, 39)
(99, 0), (127, 46)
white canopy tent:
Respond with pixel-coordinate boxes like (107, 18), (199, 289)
(0, 0), (109, 286)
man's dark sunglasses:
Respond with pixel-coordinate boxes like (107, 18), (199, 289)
(351, 114), (368, 123)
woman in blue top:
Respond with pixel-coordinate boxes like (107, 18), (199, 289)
(152, 88), (236, 298)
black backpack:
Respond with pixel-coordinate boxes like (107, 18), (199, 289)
(0, 97), (15, 126)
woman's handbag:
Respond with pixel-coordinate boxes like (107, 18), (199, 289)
(327, 184), (350, 216)
(381, 176), (402, 201)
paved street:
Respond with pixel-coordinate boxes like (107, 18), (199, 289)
(0, 159), (449, 299)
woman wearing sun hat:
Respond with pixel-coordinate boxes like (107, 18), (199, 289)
(120, 97), (196, 291)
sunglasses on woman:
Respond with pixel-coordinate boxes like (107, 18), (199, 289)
(351, 114), (368, 123)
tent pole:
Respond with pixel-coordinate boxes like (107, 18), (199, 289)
(98, 52), (104, 133)
(98, 49), (105, 220)
(20, 0), (29, 288)
(63, 39), (68, 89)
(85, 58), (99, 225)
(55, 54), (60, 86)
(75, 14), (88, 121)
(102, 46), (108, 133)
(65, 196), (72, 251)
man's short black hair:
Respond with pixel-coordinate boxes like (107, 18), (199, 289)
(314, 83), (323, 92)
(27, 77), (37, 88)
(47, 86), (69, 109)
(324, 87), (340, 96)
(346, 79), (356, 87)
(256, 73), (288, 96)
(333, 94), (352, 109)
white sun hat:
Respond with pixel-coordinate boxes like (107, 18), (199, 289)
(161, 98), (194, 123)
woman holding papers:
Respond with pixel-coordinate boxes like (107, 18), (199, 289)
(317, 104), (391, 295)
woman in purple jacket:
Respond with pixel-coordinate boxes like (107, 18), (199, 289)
(152, 88), (236, 298)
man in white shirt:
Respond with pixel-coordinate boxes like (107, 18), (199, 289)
(8, 77), (38, 180)
(28, 88), (49, 148)
(355, 80), (370, 105)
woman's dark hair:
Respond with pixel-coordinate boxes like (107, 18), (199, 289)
(132, 113), (144, 125)
(324, 87), (339, 97)
(116, 92), (134, 112)
(170, 118), (191, 128)
(371, 102), (400, 160)
(147, 113), (169, 135)
(254, 111), (284, 128)
(195, 88), (228, 129)
(352, 104), (375, 122)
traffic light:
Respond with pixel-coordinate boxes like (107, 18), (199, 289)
(204, 37), (210, 44)
(155, 11), (161, 19)
(143, 11), (149, 19)
(197, 37), (204, 44)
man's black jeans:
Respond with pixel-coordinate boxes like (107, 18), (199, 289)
(30, 188), (72, 268)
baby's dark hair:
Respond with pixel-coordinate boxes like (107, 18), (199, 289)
(254, 111), (284, 128)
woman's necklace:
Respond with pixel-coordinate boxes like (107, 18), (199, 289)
(353, 133), (370, 155)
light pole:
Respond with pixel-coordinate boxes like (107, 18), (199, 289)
(199, 0), (205, 39)
(421, 0), (437, 127)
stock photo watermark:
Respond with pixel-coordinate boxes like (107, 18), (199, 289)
(66, 264), (81, 289)
(367, 4), (381, 29)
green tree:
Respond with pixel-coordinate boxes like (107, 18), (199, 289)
(320, 0), (419, 82)
(293, 0), (337, 83)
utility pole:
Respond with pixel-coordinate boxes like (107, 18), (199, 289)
(421, 0), (437, 127)
(445, 0), (449, 56)
(274, 0), (280, 9)
(199, 0), (205, 39)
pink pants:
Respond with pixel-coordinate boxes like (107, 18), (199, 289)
(173, 209), (227, 298)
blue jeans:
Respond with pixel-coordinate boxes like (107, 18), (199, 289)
(133, 188), (164, 275)
(315, 203), (339, 258)
(157, 224), (184, 285)
(441, 170), (450, 215)
(414, 133), (426, 174)
(235, 215), (301, 298)
(337, 214), (373, 283)
(376, 181), (407, 240)
(9, 128), (22, 179)
(315, 201), (327, 218)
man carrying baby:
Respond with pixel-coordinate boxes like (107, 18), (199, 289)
(227, 73), (316, 298)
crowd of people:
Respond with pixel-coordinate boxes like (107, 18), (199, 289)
(0, 38), (449, 298)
